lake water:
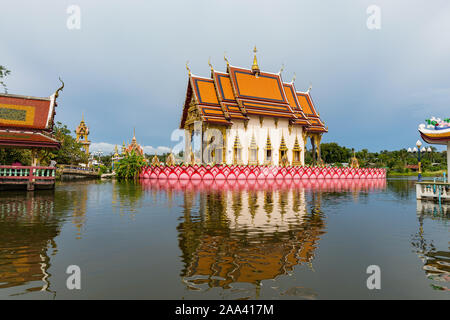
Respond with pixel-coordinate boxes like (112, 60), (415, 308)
(0, 178), (448, 299)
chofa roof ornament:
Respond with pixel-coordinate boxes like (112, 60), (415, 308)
(55, 77), (64, 98)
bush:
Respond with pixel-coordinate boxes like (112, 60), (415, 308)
(115, 150), (146, 180)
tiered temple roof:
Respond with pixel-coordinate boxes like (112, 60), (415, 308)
(0, 83), (63, 149)
(180, 53), (327, 133)
(123, 129), (144, 156)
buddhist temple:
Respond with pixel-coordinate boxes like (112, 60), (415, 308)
(0, 85), (63, 151)
(180, 48), (327, 166)
(0, 81), (63, 190)
(75, 113), (90, 154)
(123, 129), (144, 156)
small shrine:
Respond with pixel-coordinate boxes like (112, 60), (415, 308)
(75, 113), (90, 154)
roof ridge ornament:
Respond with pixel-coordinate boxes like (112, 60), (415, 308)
(251, 46), (260, 76)
(307, 83), (312, 93)
(291, 73), (296, 84)
(224, 52), (230, 67)
(208, 57), (213, 71)
(278, 63), (285, 75)
(186, 61), (191, 76)
(55, 77), (64, 98)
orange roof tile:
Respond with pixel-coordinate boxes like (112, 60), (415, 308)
(180, 60), (327, 134)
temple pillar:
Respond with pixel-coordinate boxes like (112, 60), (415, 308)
(311, 136), (316, 166)
(302, 131), (308, 166)
(315, 134), (323, 165)
(184, 128), (191, 163)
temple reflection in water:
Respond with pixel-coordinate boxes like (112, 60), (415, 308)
(0, 191), (59, 294)
(414, 201), (450, 291)
(142, 179), (386, 295)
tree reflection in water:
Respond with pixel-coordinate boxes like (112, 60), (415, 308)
(141, 178), (386, 298)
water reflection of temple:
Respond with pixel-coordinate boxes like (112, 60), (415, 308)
(0, 192), (59, 293)
(414, 201), (450, 291)
(142, 178), (386, 296)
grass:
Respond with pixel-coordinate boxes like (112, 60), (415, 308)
(387, 170), (446, 177)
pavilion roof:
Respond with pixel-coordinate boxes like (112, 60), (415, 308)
(180, 58), (327, 133)
(0, 129), (60, 148)
(0, 84), (63, 149)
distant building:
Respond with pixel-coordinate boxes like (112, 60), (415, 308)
(76, 114), (90, 154)
(123, 129), (144, 156)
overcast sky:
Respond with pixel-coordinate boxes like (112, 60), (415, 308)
(1, 0), (449, 153)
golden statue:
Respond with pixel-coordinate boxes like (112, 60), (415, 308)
(166, 153), (176, 166)
(151, 155), (160, 167)
(280, 153), (289, 167)
(350, 150), (359, 169)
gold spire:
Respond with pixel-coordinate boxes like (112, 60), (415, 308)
(250, 132), (257, 149)
(279, 132), (287, 150)
(251, 46), (260, 75)
(233, 134), (242, 148)
(293, 135), (301, 151)
(266, 129), (272, 150)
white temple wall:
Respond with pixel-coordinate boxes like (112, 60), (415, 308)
(225, 116), (305, 166)
(225, 189), (307, 231)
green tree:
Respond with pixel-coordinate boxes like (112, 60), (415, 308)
(46, 122), (89, 165)
(116, 150), (146, 180)
(0, 65), (10, 93)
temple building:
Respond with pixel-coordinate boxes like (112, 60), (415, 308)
(0, 86), (63, 153)
(75, 114), (90, 154)
(180, 48), (327, 166)
(0, 81), (63, 190)
(122, 129), (144, 156)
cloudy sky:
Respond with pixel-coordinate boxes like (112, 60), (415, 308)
(1, 0), (450, 153)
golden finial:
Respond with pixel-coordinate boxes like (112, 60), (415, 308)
(291, 72), (296, 83)
(251, 46), (260, 74)
(307, 83), (312, 93)
(208, 57), (213, 71)
(279, 63), (284, 74)
(185, 61), (191, 75)
(224, 52), (230, 66)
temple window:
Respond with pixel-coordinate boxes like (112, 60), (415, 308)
(233, 134), (242, 165)
(279, 134), (288, 166)
(292, 136), (302, 166)
(248, 133), (258, 165)
(264, 131), (272, 165)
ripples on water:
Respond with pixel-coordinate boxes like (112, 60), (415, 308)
(0, 178), (448, 299)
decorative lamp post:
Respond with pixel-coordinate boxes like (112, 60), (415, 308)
(407, 140), (431, 181)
